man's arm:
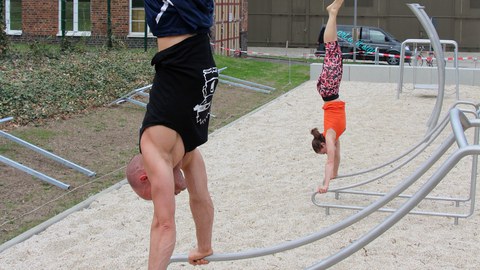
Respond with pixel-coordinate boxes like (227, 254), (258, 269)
(146, 160), (177, 270)
(182, 149), (214, 265)
(140, 126), (185, 270)
(319, 130), (337, 193)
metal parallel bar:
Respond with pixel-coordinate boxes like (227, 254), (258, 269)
(316, 203), (470, 220)
(307, 106), (479, 269)
(108, 84), (152, 106)
(135, 92), (149, 98)
(0, 155), (70, 190)
(0, 130), (96, 177)
(306, 145), (480, 270)
(0, 117), (14, 123)
(314, 107), (480, 226)
(125, 97), (147, 108)
(318, 189), (469, 204)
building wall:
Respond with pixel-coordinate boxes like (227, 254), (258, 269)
(4, 0), (249, 50)
(90, 0), (129, 37)
(6, 0), (131, 37)
(22, 0), (58, 36)
(248, 0), (480, 51)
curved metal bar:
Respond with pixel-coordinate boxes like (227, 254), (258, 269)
(330, 102), (478, 191)
(169, 134), (455, 265)
(306, 146), (480, 270)
(407, 3), (446, 133)
(326, 109), (451, 192)
(450, 108), (470, 148)
(327, 106), (478, 193)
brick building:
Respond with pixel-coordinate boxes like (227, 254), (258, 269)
(3, 0), (248, 52)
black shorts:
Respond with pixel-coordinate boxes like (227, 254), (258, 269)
(140, 33), (218, 153)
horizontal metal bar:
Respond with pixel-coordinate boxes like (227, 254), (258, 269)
(0, 155), (70, 190)
(219, 79), (271, 94)
(125, 97), (147, 108)
(0, 130), (96, 177)
(0, 117), (14, 124)
(330, 189), (470, 204)
(314, 202), (469, 220)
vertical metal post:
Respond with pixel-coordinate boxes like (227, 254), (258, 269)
(61, 0), (66, 38)
(107, 0), (112, 48)
(144, 5), (148, 52)
(374, 47), (379, 65)
(353, 0), (357, 62)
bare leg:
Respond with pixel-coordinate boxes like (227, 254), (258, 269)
(324, 0), (343, 43)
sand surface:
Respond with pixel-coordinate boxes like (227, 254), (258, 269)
(1, 80), (480, 270)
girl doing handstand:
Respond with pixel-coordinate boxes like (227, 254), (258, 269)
(311, 0), (346, 194)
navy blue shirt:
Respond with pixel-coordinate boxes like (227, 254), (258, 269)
(144, 0), (214, 37)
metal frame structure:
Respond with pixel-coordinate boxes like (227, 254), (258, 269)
(312, 4), (474, 225)
(312, 102), (479, 225)
(397, 39), (460, 100)
(109, 84), (151, 107)
(0, 117), (96, 190)
(165, 4), (479, 269)
(397, 4), (447, 133)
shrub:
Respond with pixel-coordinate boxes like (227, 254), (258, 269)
(0, 45), (156, 125)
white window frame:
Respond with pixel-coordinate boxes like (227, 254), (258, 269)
(5, 0), (22, 35)
(128, 0), (154, 38)
(57, 0), (91, 37)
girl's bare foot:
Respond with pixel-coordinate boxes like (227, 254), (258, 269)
(326, 0), (344, 15)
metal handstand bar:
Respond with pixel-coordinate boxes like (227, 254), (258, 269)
(306, 108), (479, 269)
(312, 105), (479, 223)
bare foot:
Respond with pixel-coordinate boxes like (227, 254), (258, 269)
(326, 0), (344, 15)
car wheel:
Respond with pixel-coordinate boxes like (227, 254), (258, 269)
(386, 51), (400, 65)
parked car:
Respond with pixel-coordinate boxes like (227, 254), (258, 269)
(315, 25), (412, 65)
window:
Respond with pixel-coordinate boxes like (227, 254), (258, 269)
(130, 0), (152, 36)
(58, 0), (91, 36)
(5, 0), (22, 35)
(369, 30), (386, 43)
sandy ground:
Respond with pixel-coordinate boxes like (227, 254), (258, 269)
(1, 80), (480, 270)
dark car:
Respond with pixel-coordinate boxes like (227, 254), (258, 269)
(315, 25), (412, 65)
